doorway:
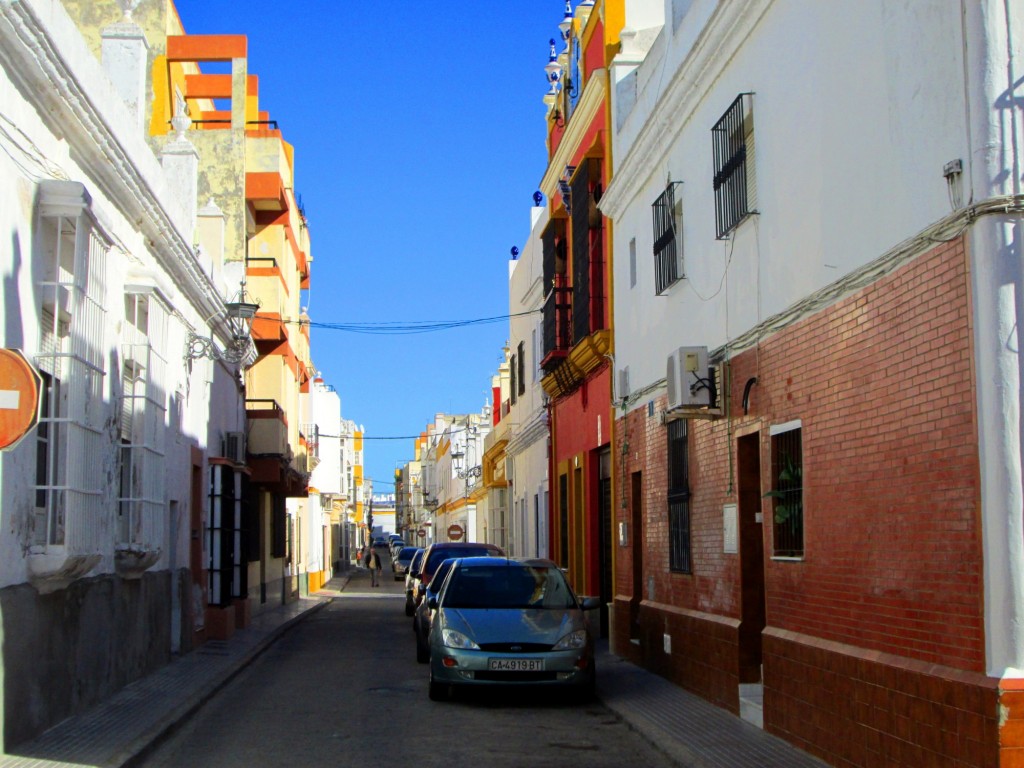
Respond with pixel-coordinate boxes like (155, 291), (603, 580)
(597, 448), (612, 638)
(737, 432), (766, 681)
(629, 470), (643, 641)
(737, 432), (766, 727)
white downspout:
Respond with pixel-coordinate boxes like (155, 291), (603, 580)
(964, 0), (1024, 678)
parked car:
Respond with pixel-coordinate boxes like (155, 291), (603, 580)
(393, 546), (420, 581)
(426, 557), (599, 702)
(411, 541), (505, 613)
(389, 538), (407, 562)
(372, 537), (387, 548)
(413, 557), (459, 662)
(405, 548), (426, 616)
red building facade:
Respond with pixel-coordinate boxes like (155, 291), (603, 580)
(540, 6), (616, 625)
(613, 235), (999, 765)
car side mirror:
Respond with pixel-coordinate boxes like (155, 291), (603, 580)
(579, 597), (601, 611)
(427, 597), (438, 611)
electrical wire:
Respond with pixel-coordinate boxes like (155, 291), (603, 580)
(278, 309), (541, 336)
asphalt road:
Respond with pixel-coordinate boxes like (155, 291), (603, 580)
(137, 564), (678, 768)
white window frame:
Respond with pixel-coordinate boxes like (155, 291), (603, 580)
(32, 182), (108, 554)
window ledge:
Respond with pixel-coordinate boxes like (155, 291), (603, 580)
(115, 545), (161, 578)
(770, 556), (804, 562)
(28, 549), (102, 594)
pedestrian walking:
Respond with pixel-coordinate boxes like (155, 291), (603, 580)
(367, 547), (382, 586)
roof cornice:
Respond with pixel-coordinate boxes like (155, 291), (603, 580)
(540, 69), (608, 198)
(0, 0), (226, 328)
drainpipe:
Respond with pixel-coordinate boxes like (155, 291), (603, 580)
(962, 0), (1024, 679)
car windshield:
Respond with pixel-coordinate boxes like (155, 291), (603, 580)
(441, 564), (577, 610)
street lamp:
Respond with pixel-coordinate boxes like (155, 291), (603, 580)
(185, 282), (259, 364)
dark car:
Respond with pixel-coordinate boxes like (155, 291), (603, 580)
(413, 557), (459, 662)
(426, 557), (599, 701)
(411, 541), (505, 613)
(405, 548), (426, 616)
(393, 546), (420, 581)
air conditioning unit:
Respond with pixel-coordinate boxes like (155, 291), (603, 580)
(666, 346), (711, 409)
(223, 431), (246, 464)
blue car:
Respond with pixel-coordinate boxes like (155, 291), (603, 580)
(426, 557), (599, 701)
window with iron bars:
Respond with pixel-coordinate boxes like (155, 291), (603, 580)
(667, 418), (692, 573)
(33, 184), (108, 552)
(209, 465), (247, 606)
(510, 352), (518, 406)
(712, 93), (756, 239)
(768, 424), (803, 557)
(517, 340), (526, 396)
(652, 181), (684, 294)
(119, 292), (168, 550)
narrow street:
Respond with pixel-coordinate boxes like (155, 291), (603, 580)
(137, 564), (678, 768)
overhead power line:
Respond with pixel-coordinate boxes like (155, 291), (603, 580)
(280, 309), (541, 336)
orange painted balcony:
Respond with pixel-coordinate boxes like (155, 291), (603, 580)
(245, 399), (288, 457)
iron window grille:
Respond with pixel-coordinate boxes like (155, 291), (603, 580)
(570, 159), (606, 345)
(712, 93), (756, 239)
(33, 189), (108, 553)
(209, 464), (247, 606)
(768, 425), (803, 557)
(652, 181), (684, 294)
(667, 418), (692, 573)
(119, 292), (168, 550)
(541, 221), (570, 366)
(571, 161), (591, 344)
(510, 352), (518, 406)
(517, 340), (526, 396)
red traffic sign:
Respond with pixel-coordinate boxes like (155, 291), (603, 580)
(417, 528), (427, 538)
(447, 524), (464, 541)
(0, 349), (42, 451)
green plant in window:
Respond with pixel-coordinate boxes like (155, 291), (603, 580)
(763, 453), (802, 524)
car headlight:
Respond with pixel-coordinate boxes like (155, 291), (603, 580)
(552, 629), (588, 651)
(441, 628), (480, 650)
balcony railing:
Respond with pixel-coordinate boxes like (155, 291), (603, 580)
(541, 277), (571, 372)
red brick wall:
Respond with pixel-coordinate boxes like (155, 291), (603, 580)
(612, 237), (988, 763)
(764, 629), (998, 767)
(745, 237), (983, 670)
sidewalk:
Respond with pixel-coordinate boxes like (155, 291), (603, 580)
(1, 569), (826, 768)
(0, 573), (350, 768)
(595, 643), (828, 768)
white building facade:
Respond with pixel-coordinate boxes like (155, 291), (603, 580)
(504, 206), (551, 558)
(599, 0), (1023, 764)
(0, 0), (252, 748)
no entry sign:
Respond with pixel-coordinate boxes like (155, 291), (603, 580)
(0, 349), (42, 451)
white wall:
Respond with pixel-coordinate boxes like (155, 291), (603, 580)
(603, 0), (969, 402)
(506, 205), (550, 558)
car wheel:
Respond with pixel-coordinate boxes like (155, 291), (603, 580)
(405, 596), (415, 617)
(416, 631), (430, 664)
(428, 676), (448, 702)
(575, 668), (597, 704)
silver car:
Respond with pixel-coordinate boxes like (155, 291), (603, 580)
(392, 546), (420, 581)
(426, 557), (599, 701)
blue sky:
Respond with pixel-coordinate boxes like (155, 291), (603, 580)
(173, 2), (561, 492)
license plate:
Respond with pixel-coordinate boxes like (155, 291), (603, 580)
(488, 658), (544, 672)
